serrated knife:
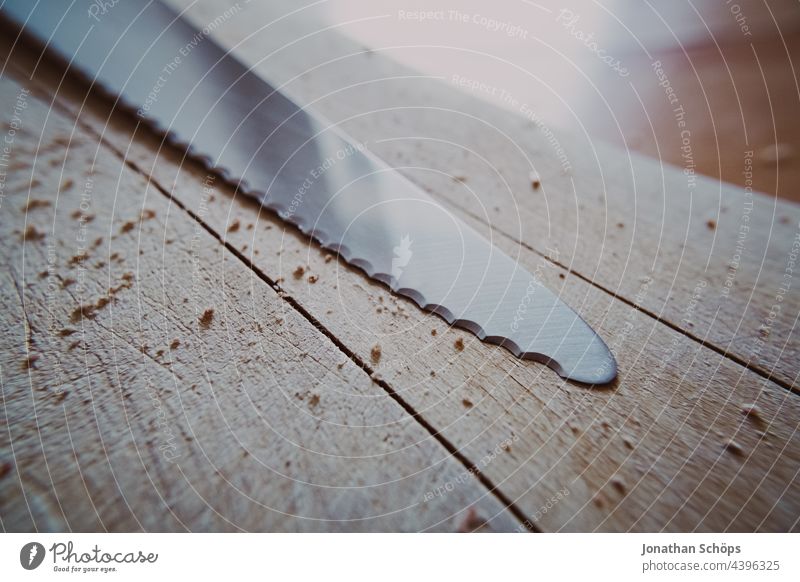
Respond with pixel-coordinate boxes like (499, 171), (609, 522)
(2, 0), (617, 384)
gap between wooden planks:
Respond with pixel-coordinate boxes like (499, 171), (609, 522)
(169, 0), (800, 390)
(7, 26), (799, 531)
(0, 74), (523, 532)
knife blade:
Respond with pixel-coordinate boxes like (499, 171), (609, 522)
(2, 0), (617, 384)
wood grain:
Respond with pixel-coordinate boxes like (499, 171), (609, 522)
(0, 76), (519, 532)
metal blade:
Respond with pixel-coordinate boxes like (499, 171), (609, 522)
(2, 0), (617, 384)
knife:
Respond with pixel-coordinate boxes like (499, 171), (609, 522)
(1, 0), (617, 384)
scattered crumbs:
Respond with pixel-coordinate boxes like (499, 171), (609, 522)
(121, 272), (135, 284)
(758, 326), (770, 338)
(275, 317), (284, 325)
(307, 274), (319, 284)
(110, 252), (121, 262)
(623, 438), (634, 450)
(21, 354), (39, 370)
(376, 307), (383, 314)
(592, 495), (604, 508)
(227, 218), (241, 232)
(22, 224), (44, 241)
(62, 278), (76, 288)
(429, 370), (436, 377)
(38, 270), (48, 279)
(706, 219), (716, 230)
(95, 296), (110, 310)
(501, 442), (511, 452)
(23, 199), (51, 211)
(740, 403), (763, 423)
(60, 179), (74, 192)
(610, 478), (627, 495)
(529, 171), (541, 190)
(141, 208), (156, 220)
(275, 276), (284, 284)
(93, 237), (103, 248)
(155, 349), (164, 358)
(462, 398), (473, 408)
(170, 339), (180, 350)
(59, 328), (77, 337)
(324, 254), (333, 263)
(724, 439), (744, 456)
(616, 222), (624, 229)
(454, 338), (464, 352)
(293, 265), (305, 279)
(337, 362), (345, 369)
(199, 308), (214, 328)
(451, 172), (467, 183)
(371, 344), (382, 363)
(558, 273), (565, 279)
(570, 425), (580, 435)
(68, 340), (80, 351)
(246, 223), (254, 230)
(431, 329), (437, 336)
(308, 394), (320, 407)
(120, 221), (136, 234)
(457, 507), (487, 533)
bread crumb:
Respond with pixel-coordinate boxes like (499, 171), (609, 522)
(59, 328), (77, 337)
(22, 199), (51, 211)
(308, 394), (320, 407)
(452, 172), (467, 183)
(170, 339), (180, 350)
(21, 354), (39, 370)
(529, 171), (541, 189)
(461, 398), (473, 408)
(457, 507), (487, 533)
(706, 219), (716, 230)
(293, 265), (305, 279)
(431, 329), (437, 336)
(454, 338), (464, 352)
(141, 209), (156, 220)
(120, 221), (136, 234)
(308, 275), (319, 284)
(70, 304), (97, 323)
(371, 344), (382, 363)
(227, 219), (240, 232)
(724, 439), (744, 456)
(60, 179), (74, 192)
(22, 224), (44, 241)
(616, 222), (624, 229)
(324, 254), (334, 263)
(740, 403), (763, 423)
(611, 478), (627, 495)
(199, 308), (214, 328)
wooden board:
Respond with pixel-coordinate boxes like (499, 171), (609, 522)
(0, 76), (518, 532)
(1, 0), (799, 532)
